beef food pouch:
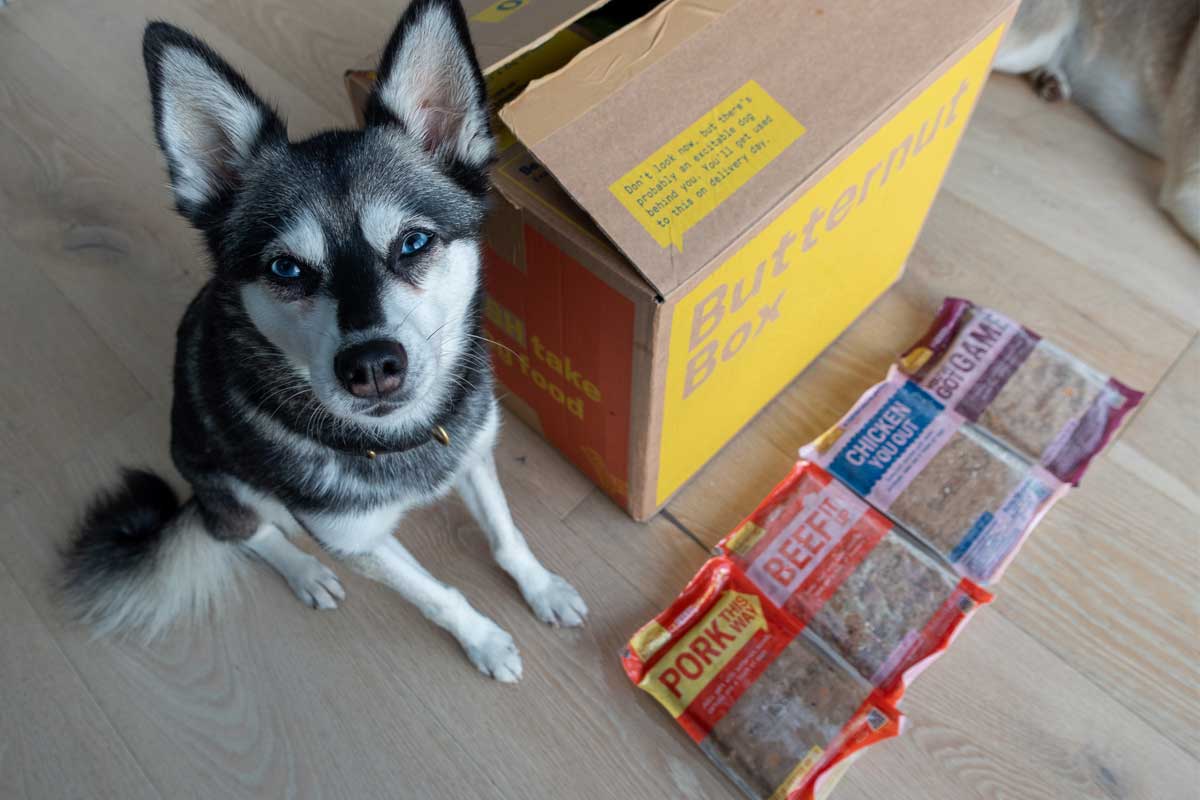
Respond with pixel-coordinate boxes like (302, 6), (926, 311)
(897, 298), (1143, 484)
(800, 376), (1067, 585)
(716, 462), (992, 700)
(622, 559), (902, 800)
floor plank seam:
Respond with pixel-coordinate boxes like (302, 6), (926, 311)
(0, 554), (170, 800)
(659, 509), (711, 553)
(939, 183), (1200, 334)
(991, 598), (1200, 763)
(558, 487), (594, 522)
(4, 237), (160, 408)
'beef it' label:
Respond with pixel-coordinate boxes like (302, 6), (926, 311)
(640, 590), (767, 718)
(745, 481), (859, 609)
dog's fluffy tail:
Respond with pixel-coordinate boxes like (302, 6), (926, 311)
(60, 469), (244, 640)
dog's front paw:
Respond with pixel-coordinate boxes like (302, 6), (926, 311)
(464, 622), (522, 683)
(285, 557), (346, 610)
(523, 573), (588, 628)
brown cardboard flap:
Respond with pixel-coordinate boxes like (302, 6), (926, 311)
(464, 0), (609, 73)
(500, 0), (739, 147)
(492, 145), (657, 299)
(499, 0), (1014, 295)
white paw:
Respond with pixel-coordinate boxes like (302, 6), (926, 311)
(285, 557), (345, 611)
(523, 573), (588, 628)
(464, 622), (522, 683)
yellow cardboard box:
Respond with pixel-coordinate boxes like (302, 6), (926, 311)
(347, 0), (1017, 519)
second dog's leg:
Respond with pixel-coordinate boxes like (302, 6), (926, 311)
(1031, 66), (1070, 102)
(455, 450), (588, 628)
(1160, 27), (1200, 245)
(992, 0), (1075, 75)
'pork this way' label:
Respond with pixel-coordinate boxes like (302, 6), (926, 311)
(639, 590), (767, 716)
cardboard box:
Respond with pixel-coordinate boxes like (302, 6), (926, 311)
(347, 0), (1017, 520)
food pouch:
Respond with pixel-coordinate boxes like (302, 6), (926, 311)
(716, 461), (993, 700)
(622, 558), (902, 800)
(896, 297), (1143, 484)
(800, 376), (1067, 584)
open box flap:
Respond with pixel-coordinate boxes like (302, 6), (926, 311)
(500, 0), (1014, 295)
(463, 0), (609, 73)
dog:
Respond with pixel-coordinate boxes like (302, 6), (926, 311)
(60, 0), (587, 683)
(992, 0), (1200, 244)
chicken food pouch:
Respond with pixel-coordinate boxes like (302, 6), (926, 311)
(800, 376), (1067, 584)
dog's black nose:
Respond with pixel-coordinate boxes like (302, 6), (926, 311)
(335, 340), (408, 399)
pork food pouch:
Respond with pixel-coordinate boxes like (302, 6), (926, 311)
(622, 558), (902, 800)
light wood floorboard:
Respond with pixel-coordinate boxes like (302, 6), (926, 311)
(0, 2), (1196, 798)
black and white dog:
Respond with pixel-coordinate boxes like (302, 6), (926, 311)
(61, 0), (586, 682)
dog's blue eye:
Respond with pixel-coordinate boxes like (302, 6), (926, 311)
(270, 257), (304, 280)
(399, 231), (431, 256)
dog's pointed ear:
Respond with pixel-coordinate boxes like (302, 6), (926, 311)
(366, 0), (494, 177)
(143, 21), (285, 221)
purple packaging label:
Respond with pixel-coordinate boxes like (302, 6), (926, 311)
(954, 332), (1038, 421)
(916, 307), (1044, 424)
(1041, 379), (1130, 483)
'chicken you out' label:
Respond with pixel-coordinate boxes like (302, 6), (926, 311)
(609, 80), (806, 250)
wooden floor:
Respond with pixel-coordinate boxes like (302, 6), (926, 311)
(1, 2), (1197, 799)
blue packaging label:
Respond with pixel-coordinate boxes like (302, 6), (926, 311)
(828, 381), (945, 496)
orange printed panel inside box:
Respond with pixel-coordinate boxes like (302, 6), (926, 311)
(347, 0), (1021, 518)
(623, 559), (902, 800)
(482, 228), (635, 504)
(714, 461), (992, 701)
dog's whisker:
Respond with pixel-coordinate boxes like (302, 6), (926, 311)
(462, 332), (523, 360)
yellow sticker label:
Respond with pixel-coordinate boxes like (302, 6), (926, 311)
(472, 0), (534, 24)
(724, 520), (766, 556)
(656, 24), (1007, 504)
(898, 345), (933, 375)
(628, 619), (672, 662)
(638, 591), (766, 717)
(609, 80), (806, 250)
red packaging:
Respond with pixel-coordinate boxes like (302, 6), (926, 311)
(716, 462), (992, 701)
(896, 297), (1143, 485)
(623, 558), (902, 800)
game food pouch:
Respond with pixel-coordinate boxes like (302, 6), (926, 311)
(622, 558), (902, 800)
(896, 297), (1143, 484)
(715, 461), (993, 701)
(800, 376), (1067, 585)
